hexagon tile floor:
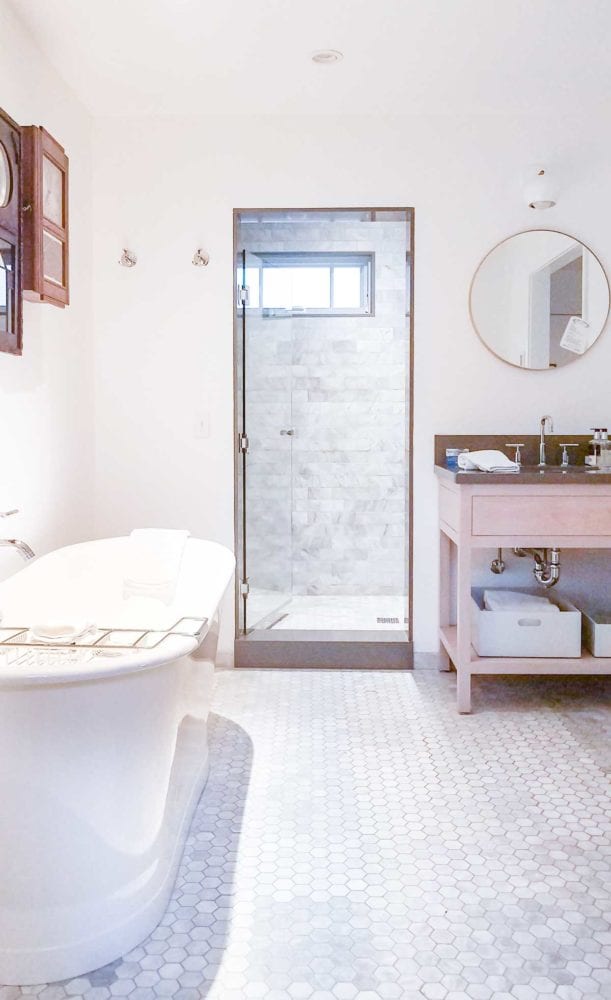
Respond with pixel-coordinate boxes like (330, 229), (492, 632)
(3, 667), (611, 1000)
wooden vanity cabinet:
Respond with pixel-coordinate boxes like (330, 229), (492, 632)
(22, 126), (69, 308)
(438, 476), (611, 713)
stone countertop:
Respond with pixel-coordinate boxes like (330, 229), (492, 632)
(435, 463), (611, 485)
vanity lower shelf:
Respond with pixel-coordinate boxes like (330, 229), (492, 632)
(440, 625), (611, 675)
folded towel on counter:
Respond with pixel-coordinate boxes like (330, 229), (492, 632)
(483, 590), (559, 613)
(123, 528), (190, 606)
(29, 621), (96, 644)
(458, 450), (519, 473)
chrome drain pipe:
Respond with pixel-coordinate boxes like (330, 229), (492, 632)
(513, 546), (561, 588)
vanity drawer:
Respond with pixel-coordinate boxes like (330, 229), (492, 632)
(471, 495), (611, 536)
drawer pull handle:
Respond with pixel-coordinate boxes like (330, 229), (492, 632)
(517, 618), (542, 627)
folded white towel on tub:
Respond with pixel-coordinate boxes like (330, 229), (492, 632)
(483, 590), (559, 613)
(124, 529), (190, 606)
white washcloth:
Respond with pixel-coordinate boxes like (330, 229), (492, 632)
(29, 621), (95, 644)
(458, 450), (519, 473)
(123, 529), (190, 606)
(483, 590), (559, 613)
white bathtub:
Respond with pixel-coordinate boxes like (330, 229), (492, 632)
(0, 536), (235, 985)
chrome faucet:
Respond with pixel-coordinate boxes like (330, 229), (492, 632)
(538, 414), (554, 467)
(0, 539), (35, 560)
(0, 510), (35, 560)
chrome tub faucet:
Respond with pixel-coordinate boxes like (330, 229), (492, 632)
(0, 510), (35, 560)
(0, 539), (35, 560)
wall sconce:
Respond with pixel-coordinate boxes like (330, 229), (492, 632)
(192, 248), (210, 267)
(119, 248), (137, 267)
(524, 167), (557, 210)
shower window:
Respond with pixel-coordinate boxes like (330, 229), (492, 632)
(243, 252), (373, 316)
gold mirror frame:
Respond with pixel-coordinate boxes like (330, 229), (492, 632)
(469, 229), (611, 371)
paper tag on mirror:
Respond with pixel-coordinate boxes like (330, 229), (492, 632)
(560, 315), (590, 355)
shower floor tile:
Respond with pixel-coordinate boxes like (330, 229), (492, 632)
(5, 667), (611, 1000)
(249, 592), (408, 631)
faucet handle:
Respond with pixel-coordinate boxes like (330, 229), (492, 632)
(559, 443), (579, 467)
(506, 443), (525, 465)
(0, 509), (19, 518)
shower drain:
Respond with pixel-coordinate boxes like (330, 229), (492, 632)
(376, 616), (408, 624)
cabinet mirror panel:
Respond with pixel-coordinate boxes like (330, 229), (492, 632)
(43, 229), (64, 286)
(470, 229), (610, 369)
(0, 237), (16, 336)
(43, 154), (63, 226)
(0, 107), (21, 354)
(0, 142), (11, 208)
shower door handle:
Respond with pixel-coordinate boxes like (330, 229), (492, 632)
(280, 429), (295, 436)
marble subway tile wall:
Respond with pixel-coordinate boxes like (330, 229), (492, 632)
(240, 218), (409, 600)
(243, 318), (293, 594)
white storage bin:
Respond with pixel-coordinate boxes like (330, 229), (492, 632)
(471, 588), (582, 658)
(581, 608), (611, 657)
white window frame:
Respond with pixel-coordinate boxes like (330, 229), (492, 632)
(251, 251), (374, 317)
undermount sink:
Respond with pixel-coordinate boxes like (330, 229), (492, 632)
(513, 465), (611, 477)
(434, 462), (611, 485)
(516, 465), (597, 474)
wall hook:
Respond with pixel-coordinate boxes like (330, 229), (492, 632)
(119, 248), (137, 268)
(192, 248), (210, 267)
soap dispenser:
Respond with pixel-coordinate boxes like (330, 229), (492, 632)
(587, 428), (602, 467)
(599, 428), (611, 469)
(586, 427), (610, 468)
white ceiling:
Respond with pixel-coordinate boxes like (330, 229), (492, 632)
(10, 0), (611, 117)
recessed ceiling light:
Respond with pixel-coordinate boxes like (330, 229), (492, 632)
(311, 49), (343, 65)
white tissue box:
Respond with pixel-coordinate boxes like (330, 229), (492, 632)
(581, 609), (611, 657)
(471, 588), (582, 658)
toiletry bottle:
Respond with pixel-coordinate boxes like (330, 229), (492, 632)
(587, 428), (602, 468)
(445, 447), (469, 470)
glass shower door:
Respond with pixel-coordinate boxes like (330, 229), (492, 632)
(238, 250), (293, 632)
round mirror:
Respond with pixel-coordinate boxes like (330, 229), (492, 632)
(0, 142), (11, 208)
(470, 230), (610, 369)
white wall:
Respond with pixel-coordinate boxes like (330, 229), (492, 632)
(91, 113), (611, 661)
(0, 1), (93, 568)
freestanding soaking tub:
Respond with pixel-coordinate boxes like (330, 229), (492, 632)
(0, 536), (235, 985)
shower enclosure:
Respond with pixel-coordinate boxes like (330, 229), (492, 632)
(234, 209), (413, 668)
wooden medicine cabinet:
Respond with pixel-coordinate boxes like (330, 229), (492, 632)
(22, 126), (69, 308)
